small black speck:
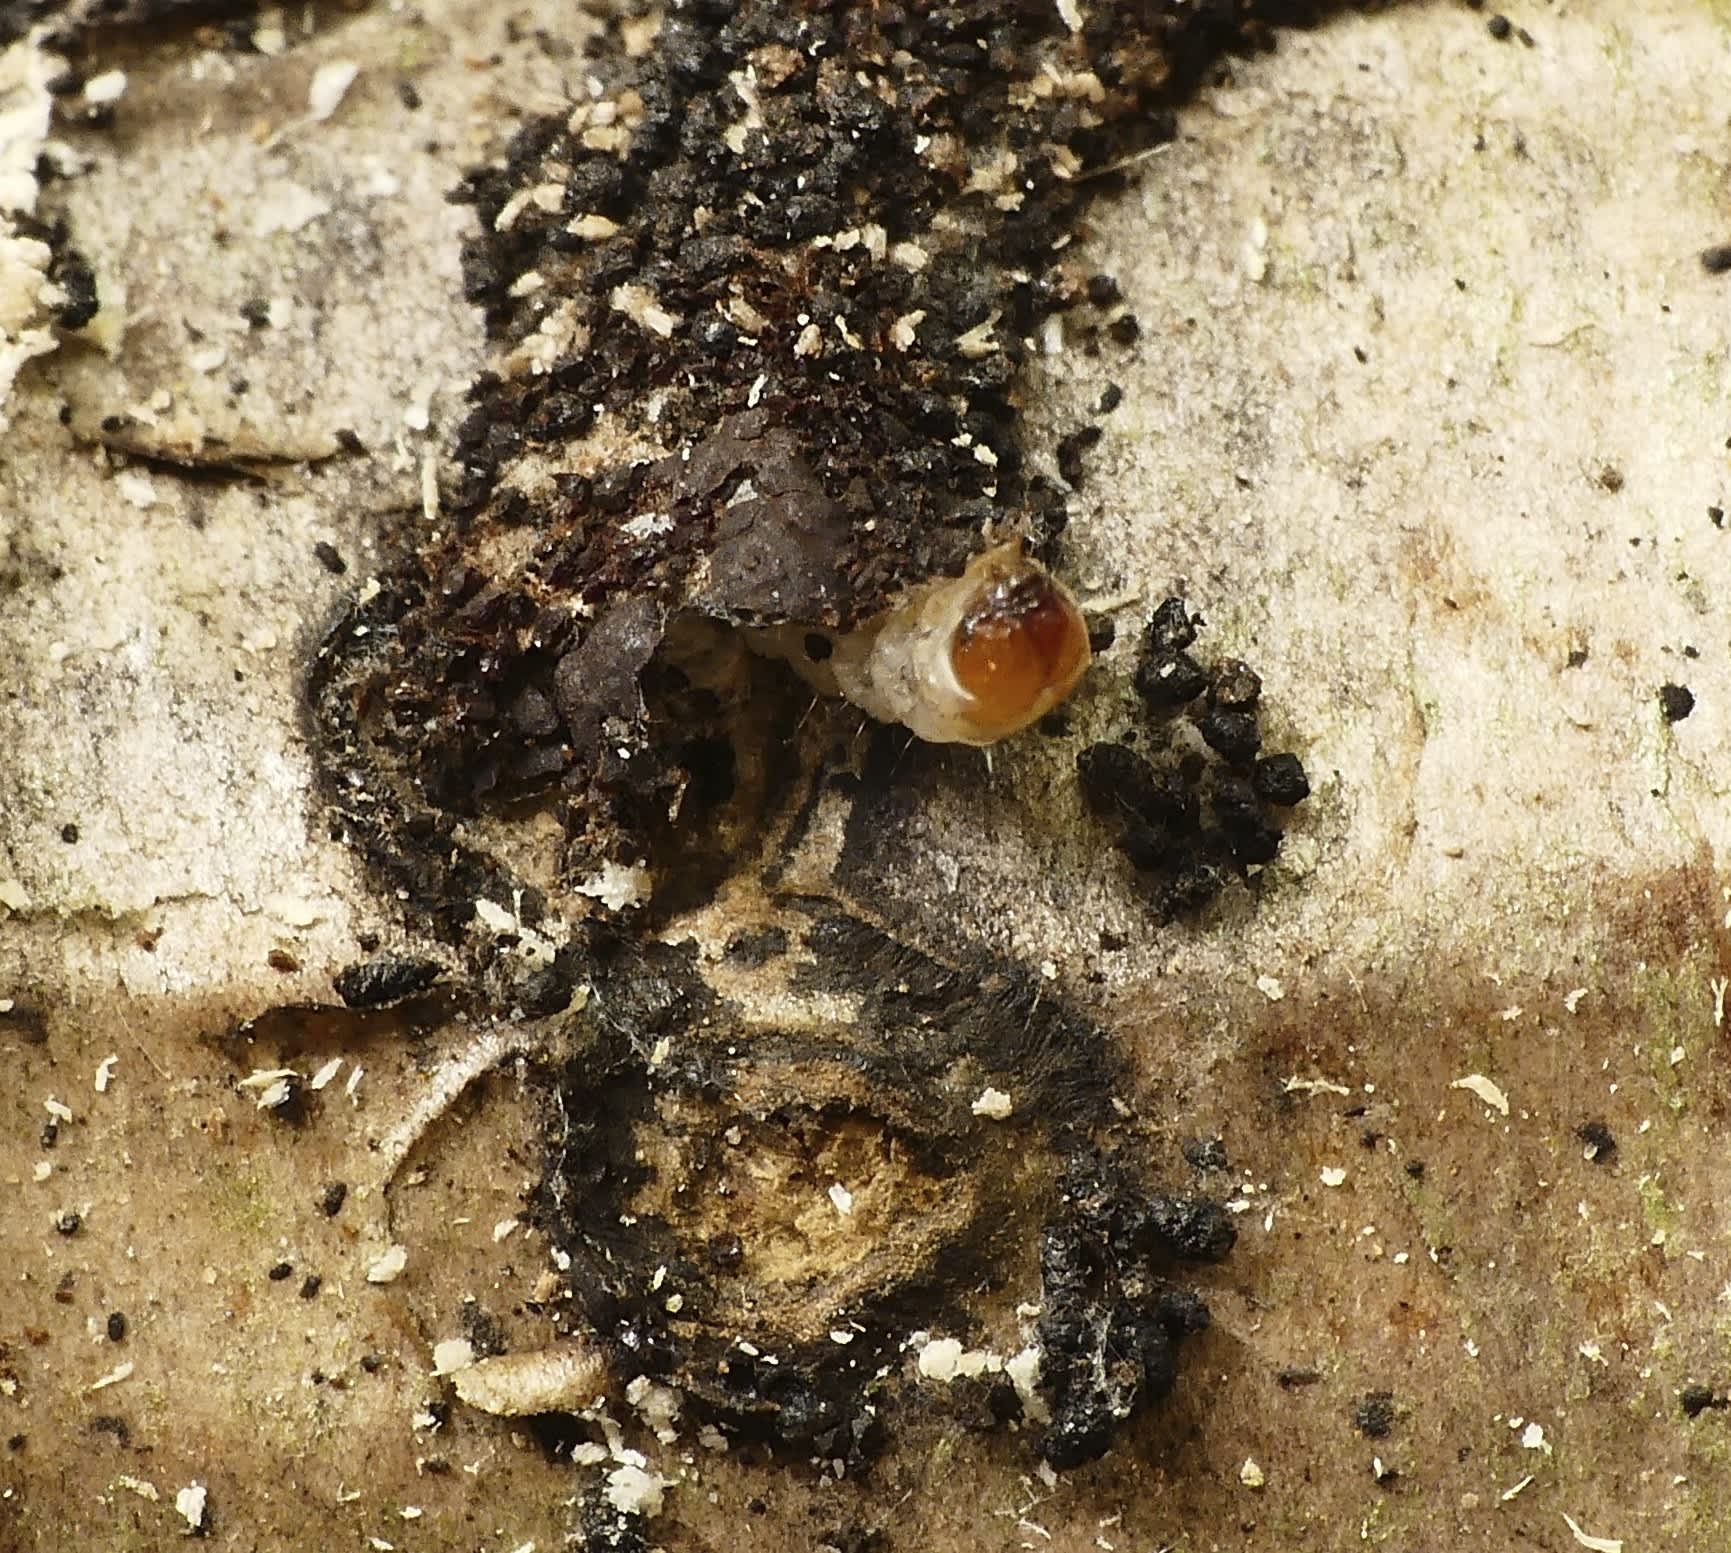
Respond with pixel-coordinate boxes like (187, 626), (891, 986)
(1700, 244), (1731, 275)
(299, 1274), (323, 1300)
(333, 427), (368, 456)
(708, 1231), (745, 1271)
(319, 1181), (348, 1217)
(1681, 1384), (1728, 1418)
(1404, 1160), (1426, 1180)
(54, 1210), (81, 1236)
(1486, 15), (1511, 41)
(1096, 383), (1123, 414)
(1576, 1119), (1616, 1163)
(60, 822), (79, 843)
(1565, 645), (1589, 669)
(397, 79), (422, 111)
(312, 541), (348, 576)
(1277, 1367), (1322, 1389)
(1085, 616), (1116, 654)
(1354, 1392), (1397, 1439)
(360, 1354), (383, 1374)
(1107, 313), (1142, 346)
(1658, 683), (1695, 723)
(267, 1260), (294, 1282)
(239, 297), (270, 329)
(6, 1434), (23, 1451)
(1352, 345), (1368, 364)
(1085, 274), (1122, 307)
(802, 631), (833, 662)
(1597, 464), (1624, 493)
(106, 1311), (127, 1342)
(1709, 506), (1725, 529)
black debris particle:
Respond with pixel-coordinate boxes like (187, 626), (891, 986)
(1253, 753), (1312, 806)
(1596, 464), (1624, 493)
(1135, 649), (1209, 710)
(1404, 1160), (1426, 1180)
(266, 948), (300, 973)
(1658, 683), (1695, 723)
(319, 1181), (348, 1217)
(267, 1260), (293, 1282)
(1486, 15), (1512, 41)
(312, 541), (347, 576)
(332, 956), (441, 1008)
(5, 1434), (22, 1451)
(1278, 1367), (1322, 1389)
(1682, 1385), (1729, 1417)
(1576, 1119), (1617, 1163)
(54, 1210), (81, 1236)
(60, 822), (79, 843)
(1096, 383), (1124, 415)
(1036, 1154), (1229, 1469)
(238, 296), (270, 329)
(1081, 597), (1308, 917)
(1086, 274), (1123, 307)
(1056, 424), (1104, 489)
(1701, 244), (1731, 276)
(299, 1274), (322, 1299)
(105, 1311), (126, 1342)
(1354, 1391), (1397, 1439)
(1710, 507), (1725, 529)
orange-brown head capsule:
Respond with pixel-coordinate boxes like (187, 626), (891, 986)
(821, 541), (1093, 745)
(947, 563), (1092, 742)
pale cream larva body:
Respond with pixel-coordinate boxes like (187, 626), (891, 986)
(770, 541), (1092, 746)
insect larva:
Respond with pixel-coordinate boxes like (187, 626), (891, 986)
(785, 541), (1091, 745)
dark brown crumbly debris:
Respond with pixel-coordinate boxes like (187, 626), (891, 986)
(291, 0), (1351, 1492)
(1079, 597), (1309, 918)
(536, 907), (1229, 1470)
(308, 0), (1352, 935)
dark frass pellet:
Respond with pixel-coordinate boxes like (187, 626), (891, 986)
(319, 1181), (348, 1217)
(1252, 753), (1311, 806)
(267, 1261), (293, 1282)
(1145, 597), (1198, 654)
(1196, 707), (1261, 766)
(106, 1312), (127, 1341)
(1659, 683), (1695, 723)
(1135, 652), (1208, 711)
(1210, 659), (1262, 711)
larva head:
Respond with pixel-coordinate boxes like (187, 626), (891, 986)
(943, 545), (1091, 742)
